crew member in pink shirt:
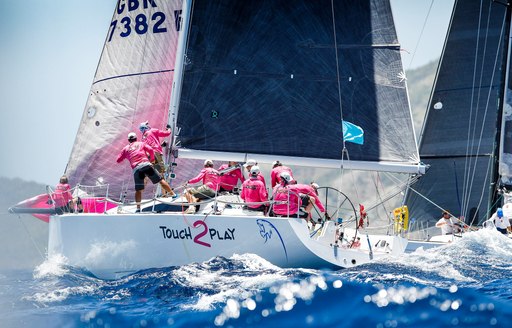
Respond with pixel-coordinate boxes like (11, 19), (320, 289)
(289, 182), (326, 223)
(218, 161), (245, 192)
(271, 171), (306, 218)
(52, 175), (74, 214)
(243, 159), (267, 189)
(240, 166), (268, 213)
(270, 160), (293, 188)
(139, 121), (171, 175)
(184, 159), (220, 214)
(117, 132), (174, 212)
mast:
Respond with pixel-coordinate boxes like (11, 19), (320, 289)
(493, 2), (512, 208)
(167, 0), (193, 137)
(165, 0), (193, 181)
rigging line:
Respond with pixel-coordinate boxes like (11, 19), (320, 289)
(406, 0), (435, 71)
(364, 172), (421, 213)
(464, 8), (507, 218)
(329, 0), (344, 122)
(16, 215), (45, 261)
(464, 1), (497, 212)
(467, 154), (493, 226)
(371, 173), (392, 223)
(453, 161), (462, 212)
(462, 0), (484, 214)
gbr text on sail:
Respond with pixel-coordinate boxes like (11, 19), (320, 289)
(108, 0), (182, 42)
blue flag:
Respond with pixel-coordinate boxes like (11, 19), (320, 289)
(342, 121), (364, 145)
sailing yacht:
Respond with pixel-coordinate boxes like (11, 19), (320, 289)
(405, 0), (512, 250)
(10, 0), (425, 279)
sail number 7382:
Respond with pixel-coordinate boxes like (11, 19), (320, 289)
(108, 0), (182, 42)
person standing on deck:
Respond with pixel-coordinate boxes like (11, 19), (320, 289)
(490, 208), (511, 235)
(240, 166), (268, 213)
(139, 121), (172, 178)
(218, 161), (245, 193)
(184, 159), (220, 214)
(270, 160), (293, 188)
(117, 132), (174, 213)
(435, 210), (460, 235)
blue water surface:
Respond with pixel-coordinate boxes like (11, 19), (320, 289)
(1, 228), (512, 328)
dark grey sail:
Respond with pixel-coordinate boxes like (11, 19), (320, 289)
(175, 0), (421, 173)
(406, 0), (510, 226)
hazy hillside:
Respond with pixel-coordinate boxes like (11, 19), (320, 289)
(0, 177), (48, 270)
(406, 59), (439, 137)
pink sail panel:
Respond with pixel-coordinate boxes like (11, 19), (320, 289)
(65, 0), (183, 200)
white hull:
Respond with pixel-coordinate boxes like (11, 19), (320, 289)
(48, 205), (407, 279)
(405, 235), (459, 252)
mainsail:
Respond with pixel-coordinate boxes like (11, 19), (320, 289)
(406, 0), (510, 226)
(65, 0), (183, 199)
(174, 0), (422, 175)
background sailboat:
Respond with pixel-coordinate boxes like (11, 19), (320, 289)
(406, 0), (511, 234)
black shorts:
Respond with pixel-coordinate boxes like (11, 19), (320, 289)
(300, 194), (310, 207)
(134, 164), (162, 191)
(497, 227), (508, 235)
(55, 203), (71, 215)
(269, 209), (308, 218)
(245, 205), (267, 212)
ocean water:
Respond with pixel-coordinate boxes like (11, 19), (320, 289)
(1, 228), (512, 328)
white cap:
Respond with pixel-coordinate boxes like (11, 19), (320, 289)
(244, 159), (257, 167)
(204, 159), (213, 166)
(250, 165), (260, 176)
(311, 182), (319, 190)
(272, 160), (281, 168)
(128, 132), (137, 141)
(280, 171), (292, 182)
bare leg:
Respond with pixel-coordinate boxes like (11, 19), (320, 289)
(185, 191), (198, 204)
(135, 190), (142, 211)
(305, 196), (315, 222)
(184, 190), (198, 213)
(160, 179), (175, 197)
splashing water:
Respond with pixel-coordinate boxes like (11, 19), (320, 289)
(1, 228), (512, 327)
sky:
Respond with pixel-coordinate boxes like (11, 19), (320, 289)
(0, 0), (455, 186)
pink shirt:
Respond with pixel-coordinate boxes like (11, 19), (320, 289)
(272, 184), (300, 216)
(116, 141), (155, 169)
(240, 177), (268, 208)
(253, 172), (266, 189)
(141, 127), (171, 154)
(188, 167), (220, 191)
(53, 183), (72, 207)
(271, 166), (293, 187)
(218, 164), (245, 191)
(289, 184), (325, 212)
